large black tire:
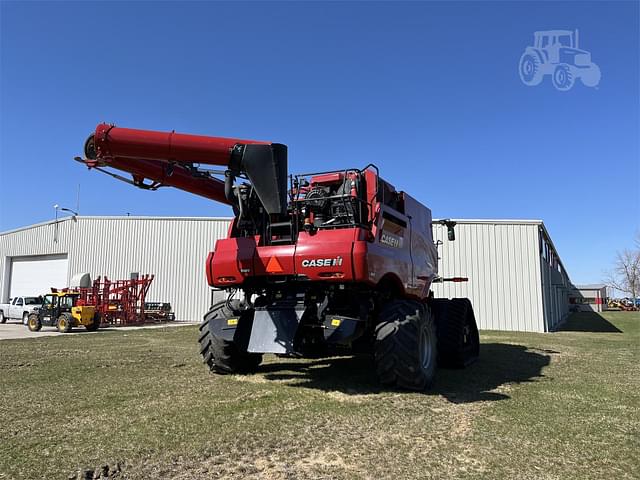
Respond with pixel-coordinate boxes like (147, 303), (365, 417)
(0, 311), (5, 324)
(431, 298), (479, 368)
(27, 313), (42, 332)
(85, 313), (101, 332)
(198, 300), (262, 374)
(374, 300), (437, 391)
(57, 313), (73, 333)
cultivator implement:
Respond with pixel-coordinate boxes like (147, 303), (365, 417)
(79, 275), (154, 326)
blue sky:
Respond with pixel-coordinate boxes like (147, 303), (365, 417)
(0, 1), (638, 286)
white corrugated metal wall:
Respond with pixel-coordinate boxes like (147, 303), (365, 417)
(1, 221), (71, 303)
(538, 228), (573, 330)
(0, 217), (231, 321)
(1, 217), (573, 331)
(431, 220), (546, 332)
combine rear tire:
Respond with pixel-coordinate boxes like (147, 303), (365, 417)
(198, 300), (262, 374)
(27, 314), (41, 332)
(431, 298), (479, 368)
(374, 300), (437, 390)
(57, 314), (72, 333)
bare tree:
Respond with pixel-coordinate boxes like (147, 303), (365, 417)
(605, 233), (640, 299)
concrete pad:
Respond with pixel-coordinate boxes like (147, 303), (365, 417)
(0, 321), (197, 341)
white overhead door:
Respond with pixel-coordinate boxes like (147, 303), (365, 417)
(9, 255), (69, 297)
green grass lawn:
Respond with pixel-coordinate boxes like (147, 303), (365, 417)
(1, 312), (638, 479)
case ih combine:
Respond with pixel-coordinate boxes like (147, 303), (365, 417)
(77, 123), (479, 390)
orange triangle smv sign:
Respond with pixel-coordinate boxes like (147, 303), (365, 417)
(266, 256), (284, 273)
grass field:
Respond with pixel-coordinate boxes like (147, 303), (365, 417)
(0, 311), (638, 479)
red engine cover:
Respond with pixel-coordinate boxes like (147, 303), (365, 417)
(207, 228), (372, 287)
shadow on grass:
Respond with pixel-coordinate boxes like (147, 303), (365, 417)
(259, 343), (551, 403)
(559, 312), (622, 333)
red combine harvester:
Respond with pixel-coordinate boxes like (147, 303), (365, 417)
(79, 274), (154, 326)
(76, 124), (479, 390)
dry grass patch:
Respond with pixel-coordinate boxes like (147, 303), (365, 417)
(0, 312), (638, 479)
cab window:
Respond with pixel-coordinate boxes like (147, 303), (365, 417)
(59, 296), (75, 308)
(16, 298), (23, 306)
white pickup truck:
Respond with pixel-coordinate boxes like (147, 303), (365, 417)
(0, 296), (43, 324)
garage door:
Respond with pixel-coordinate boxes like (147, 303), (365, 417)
(9, 255), (69, 297)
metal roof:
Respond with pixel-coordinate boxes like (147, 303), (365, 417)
(434, 219), (543, 225)
(0, 216), (233, 236)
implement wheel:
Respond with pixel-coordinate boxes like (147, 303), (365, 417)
(198, 300), (262, 374)
(57, 314), (72, 333)
(27, 314), (42, 332)
(85, 313), (101, 332)
(375, 299), (437, 390)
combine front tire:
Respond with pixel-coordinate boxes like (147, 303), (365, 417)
(374, 300), (437, 391)
(27, 314), (41, 332)
(198, 301), (262, 374)
(431, 298), (479, 368)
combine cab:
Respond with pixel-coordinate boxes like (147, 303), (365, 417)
(76, 124), (480, 390)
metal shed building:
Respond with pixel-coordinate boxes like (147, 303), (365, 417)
(1, 216), (573, 331)
(432, 220), (573, 332)
(569, 284), (608, 312)
(0, 217), (231, 322)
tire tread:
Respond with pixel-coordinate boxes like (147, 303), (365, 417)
(198, 301), (262, 374)
(374, 300), (437, 391)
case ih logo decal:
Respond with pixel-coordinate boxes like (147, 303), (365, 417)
(301, 256), (343, 268)
(380, 232), (401, 248)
